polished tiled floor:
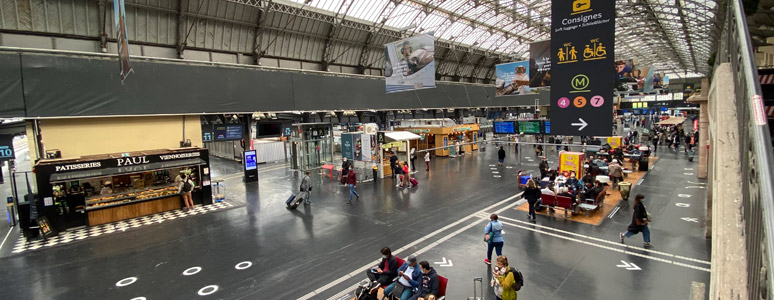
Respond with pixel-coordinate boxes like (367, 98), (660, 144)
(0, 139), (709, 300)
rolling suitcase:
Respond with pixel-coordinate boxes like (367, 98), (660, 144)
(467, 277), (485, 300)
(286, 193), (304, 209)
(410, 177), (419, 187)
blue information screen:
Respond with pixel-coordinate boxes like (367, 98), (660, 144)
(0, 135), (14, 161)
(544, 121), (551, 134)
(493, 121), (515, 134)
(244, 151), (257, 171)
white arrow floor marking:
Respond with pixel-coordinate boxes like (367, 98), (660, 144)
(616, 260), (641, 270)
(681, 217), (699, 223)
(678, 194), (692, 198)
(434, 257), (453, 267)
(676, 203), (691, 208)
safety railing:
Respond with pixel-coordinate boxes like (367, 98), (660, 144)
(717, 0), (774, 298)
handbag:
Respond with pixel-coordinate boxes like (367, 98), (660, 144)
(391, 281), (407, 297)
(484, 221), (494, 243)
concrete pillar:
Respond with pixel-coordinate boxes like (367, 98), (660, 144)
(707, 63), (748, 299)
(687, 78), (711, 239)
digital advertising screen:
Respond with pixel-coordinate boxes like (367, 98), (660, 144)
(519, 121), (542, 134)
(493, 121), (516, 134)
(244, 151), (257, 171)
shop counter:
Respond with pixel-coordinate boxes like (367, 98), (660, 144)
(87, 194), (182, 226)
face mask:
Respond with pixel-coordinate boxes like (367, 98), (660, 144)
(383, 255), (387, 259)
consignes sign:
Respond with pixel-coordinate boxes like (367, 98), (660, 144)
(551, 0), (615, 136)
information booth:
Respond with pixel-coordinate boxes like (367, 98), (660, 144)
(34, 148), (213, 231)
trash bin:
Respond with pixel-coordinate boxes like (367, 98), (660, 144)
(372, 166), (378, 182)
(213, 179), (226, 202)
(618, 182), (632, 200)
(6, 203), (16, 227)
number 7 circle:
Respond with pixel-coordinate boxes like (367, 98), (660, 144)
(590, 95), (605, 107)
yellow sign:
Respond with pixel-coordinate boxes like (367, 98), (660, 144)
(557, 42), (578, 64)
(607, 136), (622, 149)
(583, 38), (607, 61)
(559, 152), (585, 177)
(570, 74), (590, 93)
(572, 0), (592, 15)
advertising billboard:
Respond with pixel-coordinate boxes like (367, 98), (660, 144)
(214, 124), (243, 141)
(529, 40), (552, 88)
(495, 61), (533, 96)
(384, 34), (435, 93)
(114, 0), (133, 82)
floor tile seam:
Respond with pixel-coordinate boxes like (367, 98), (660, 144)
(495, 214), (710, 264)
(296, 193), (523, 300)
(498, 220), (711, 272)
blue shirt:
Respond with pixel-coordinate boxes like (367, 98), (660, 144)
(484, 221), (504, 243)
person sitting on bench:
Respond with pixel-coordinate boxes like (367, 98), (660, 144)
(584, 180), (604, 200)
(557, 187), (574, 198)
(366, 247), (399, 290)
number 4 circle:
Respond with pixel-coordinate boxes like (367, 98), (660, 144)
(558, 97), (570, 108)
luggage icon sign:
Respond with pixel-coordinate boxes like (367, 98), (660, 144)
(573, 0), (591, 14)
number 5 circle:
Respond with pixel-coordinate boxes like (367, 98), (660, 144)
(557, 97), (570, 108)
(573, 96), (587, 108)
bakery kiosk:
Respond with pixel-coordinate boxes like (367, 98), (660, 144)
(395, 123), (480, 157)
(34, 148), (213, 231)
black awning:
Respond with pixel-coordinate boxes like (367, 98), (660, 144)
(50, 158), (205, 183)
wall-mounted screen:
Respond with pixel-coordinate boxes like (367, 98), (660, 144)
(519, 121), (542, 134)
(493, 121), (516, 134)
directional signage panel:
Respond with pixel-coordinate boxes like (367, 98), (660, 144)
(551, 0), (615, 136)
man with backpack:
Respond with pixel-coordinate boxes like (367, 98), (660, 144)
(178, 173), (195, 211)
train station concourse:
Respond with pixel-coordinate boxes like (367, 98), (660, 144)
(0, 0), (771, 299)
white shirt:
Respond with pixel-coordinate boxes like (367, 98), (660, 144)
(541, 188), (555, 196)
(424, 152), (430, 162)
(398, 266), (415, 286)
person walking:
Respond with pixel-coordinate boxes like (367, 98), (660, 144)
(498, 146), (506, 166)
(620, 194), (652, 248)
(522, 180), (541, 221)
(484, 214), (504, 265)
(178, 173), (195, 211)
(300, 171), (312, 205)
(346, 166), (359, 205)
(424, 151), (431, 171)
(390, 153), (399, 179)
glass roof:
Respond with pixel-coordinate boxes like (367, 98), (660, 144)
(280, 0), (718, 77)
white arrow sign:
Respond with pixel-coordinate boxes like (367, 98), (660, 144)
(434, 257), (453, 267)
(681, 217), (699, 223)
(676, 203), (691, 208)
(616, 260), (641, 271)
(571, 118), (589, 131)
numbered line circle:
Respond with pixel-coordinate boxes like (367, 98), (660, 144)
(116, 277), (138, 287)
(198, 285), (219, 296)
(182, 266), (202, 276)
(235, 261), (253, 270)
(590, 95), (605, 107)
(573, 96), (587, 108)
(557, 97), (570, 108)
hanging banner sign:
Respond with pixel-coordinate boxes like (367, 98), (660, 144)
(384, 34), (436, 93)
(551, 0), (615, 136)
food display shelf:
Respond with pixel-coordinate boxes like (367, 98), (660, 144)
(86, 185), (179, 211)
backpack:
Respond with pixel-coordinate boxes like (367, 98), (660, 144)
(507, 267), (524, 291)
(182, 180), (193, 193)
